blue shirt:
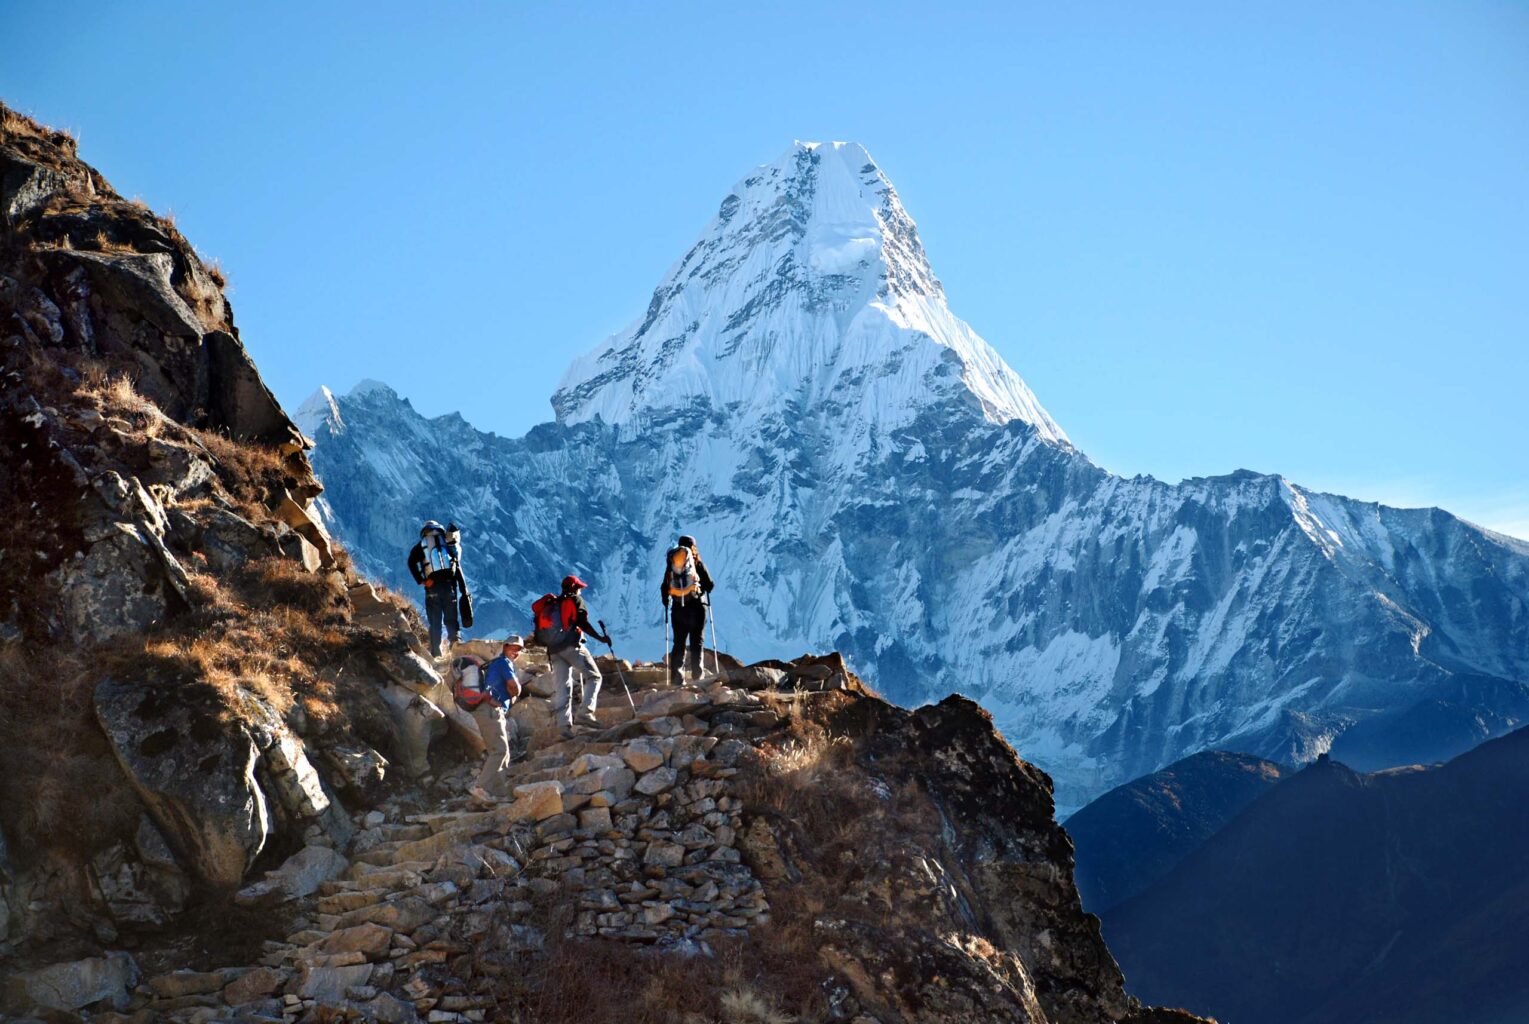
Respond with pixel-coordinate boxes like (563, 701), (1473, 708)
(482, 655), (519, 706)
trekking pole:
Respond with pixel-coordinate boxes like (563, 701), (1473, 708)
(597, 619), (638, 712)
(705, 594), (721, 678)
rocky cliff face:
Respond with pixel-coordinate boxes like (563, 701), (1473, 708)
(0, 106), (1202, 1024)
(304, 141), (1529, 813)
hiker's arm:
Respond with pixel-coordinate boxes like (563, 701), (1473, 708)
(698, 558), (714, 594)
(575, 606), (610, 645)
(660, 566), (671, 606)
(407, 544), (427, 585)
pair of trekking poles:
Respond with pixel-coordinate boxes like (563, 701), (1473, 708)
(662, 594), (720, 683)
(584, 594), (720, 732)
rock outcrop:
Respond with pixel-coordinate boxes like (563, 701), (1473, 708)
(0, 101), (427, 954)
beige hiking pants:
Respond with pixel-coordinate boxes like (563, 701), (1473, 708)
(548, 644), (603, 725)
(471, 703), (515, 794)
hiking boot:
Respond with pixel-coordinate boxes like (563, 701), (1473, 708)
(576, 711), (599, 730)
(558, 724), (576, 741)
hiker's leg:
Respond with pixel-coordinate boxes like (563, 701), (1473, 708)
(474, 704), (509, 794)
(504, 713), (520, 763)
(572, 645), (602, 717)
(425, 591), (445, 656)
(669, 615), (686, 685)
(443, 587), (460, 646)
(548, 651), (574, 726)
(686, 606), (706, 677)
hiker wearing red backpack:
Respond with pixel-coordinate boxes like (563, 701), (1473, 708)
(532, 575), (610, 738)
(451, 636), (523, 802)
(662, 535), (714, 686)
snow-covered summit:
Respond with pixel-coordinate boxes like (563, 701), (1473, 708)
(294, 385), (343, 438)
(552, 141), (1068, 445)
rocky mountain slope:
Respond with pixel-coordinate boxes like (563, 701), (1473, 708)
(1065, 750), (1288, 913)
(303, 140), (1529, 812)
(0, 104), (1204, 1024)
(1100, 728), (1529, 1024)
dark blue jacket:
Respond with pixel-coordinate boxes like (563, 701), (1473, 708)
(482, 656), (519, 706)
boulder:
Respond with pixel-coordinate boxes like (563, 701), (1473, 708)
(236, 845), (348, 905)
(273, 492), (335, 568)
(378, 681), (447, 778)
(50, 521), (178, 643)
(146, 969), (228, 999)
(89, 821), (191, 927)
(620, 738), (666, 773)
(510, 781), (566, 822)
(222, 966), (288, 1005)
(3, 951), (140, 1014)
(298, 962), (373, 1004)
(382, 652), (483, 754)
(322, 742), (390, 803)
(634, 767), (679, 796)
(94, 678), (270, 889)
(198, 506), (279, 573)
(261, 731), (332, 819)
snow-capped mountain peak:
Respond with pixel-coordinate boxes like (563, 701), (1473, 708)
(552, 141), (1068, 445)
(294, 385), (344, 438)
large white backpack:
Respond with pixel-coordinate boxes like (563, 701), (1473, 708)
(421, 521), (462, 574)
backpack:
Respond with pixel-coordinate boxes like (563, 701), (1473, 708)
(451, 654), (488, 710)
(666, 546), (700, 600)
(532, 593), (580, 650)
(421, 521), (462, 575)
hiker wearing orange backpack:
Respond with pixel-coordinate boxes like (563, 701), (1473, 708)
(532, 575), (610, 738)
(661, 535), (714, 686)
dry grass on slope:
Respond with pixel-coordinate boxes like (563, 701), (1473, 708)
(0, 359), (411, 876)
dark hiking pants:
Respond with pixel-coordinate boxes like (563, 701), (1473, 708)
(669, 598), (706, 682)
(426, 585), (459, 656)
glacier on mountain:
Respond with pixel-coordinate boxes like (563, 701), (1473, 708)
(302, 141), (1529, 811)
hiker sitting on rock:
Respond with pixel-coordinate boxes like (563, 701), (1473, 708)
(532, 575), (610, 738)
(452, 637), (523, 803)
(662, 535), (714, 686)
(408, 520), (466, 658)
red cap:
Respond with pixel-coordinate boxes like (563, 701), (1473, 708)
(562, 574), (589, 591)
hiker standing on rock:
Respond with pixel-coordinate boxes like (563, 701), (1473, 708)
(408, 520), (466, 658)
(662, 535), (714, 686)
(452, 638), (523, 802)
(533, 575), (610, 738)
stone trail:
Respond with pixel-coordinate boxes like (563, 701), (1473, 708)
(14, 660), (812, 1023)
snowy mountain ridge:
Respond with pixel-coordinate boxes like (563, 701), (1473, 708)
(303, 143), (1529, 811)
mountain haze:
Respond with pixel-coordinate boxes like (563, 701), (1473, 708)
(304, 141), (1529, 810)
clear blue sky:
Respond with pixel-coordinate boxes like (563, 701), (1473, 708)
(7, 3), (1527, 536)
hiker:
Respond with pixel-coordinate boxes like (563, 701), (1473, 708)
(451, 638), (523, 802)
(661, 535), (714, 686)
(532, 575), (610, 738)
(408, 520), (466, 658)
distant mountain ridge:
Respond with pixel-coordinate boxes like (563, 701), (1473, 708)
(302, 141), (1529, 811)
(1098, 727), (1529, 1024)
(1066, 750), (1290, 913)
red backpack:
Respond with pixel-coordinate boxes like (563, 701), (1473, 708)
(532, 593), (580, 650)
(451, 654), (489, 710)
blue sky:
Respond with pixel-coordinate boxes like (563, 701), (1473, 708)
(7, 3), (1527, 536)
